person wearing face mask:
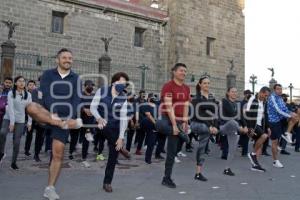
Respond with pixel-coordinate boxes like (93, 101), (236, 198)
(140, 93), (158, 164)
(69, 80), (95, 168)
(90, 72), (129, 193)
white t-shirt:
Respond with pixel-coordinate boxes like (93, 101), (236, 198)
(247, 95), (264, 126)
(59, 71), (70, 79)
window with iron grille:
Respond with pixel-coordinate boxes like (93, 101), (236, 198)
(51, 11), (67, 34)
(206, 37), (216, 57)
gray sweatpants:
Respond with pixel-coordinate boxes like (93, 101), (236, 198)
(0, 119), (25, 164)
(219, 120), (240, 168)
(190, 121), (210, 166)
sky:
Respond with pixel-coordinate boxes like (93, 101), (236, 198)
(245, 0), (300, 97)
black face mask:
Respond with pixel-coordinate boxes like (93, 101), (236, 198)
(149, 98), (156, 103)
(86, 87), (93, 93)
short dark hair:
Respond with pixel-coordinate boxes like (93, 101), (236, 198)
(171, 63), (187, 71)
(27, 80), (36, 86)
(273, 84), (282, 90)
(4, 77), (13, 82)
(111, 72), (129, 84)
(56, 48), (72, 58)
(260, 86), (271, 93)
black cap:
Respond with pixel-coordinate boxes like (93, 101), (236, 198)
(244, 90), (253, 95)
(281, 93), (289, 98)
(84, 80), (95, 86)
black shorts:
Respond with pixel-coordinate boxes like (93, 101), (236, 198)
(252, 125), (265, 141)
(269, 122), (284, 140)
(50, 126), (70, 144)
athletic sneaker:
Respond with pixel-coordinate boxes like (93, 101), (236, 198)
(223, 168), (235, 176)
(85, 132), (94, 142)
(282, 132), (293, 144)
(248, 153), (259, 166)
(10, 163), (19, 170)
(24, 152), (31, 157)
(177, 151), (187, 157)
(162, 177), (176, 188)
(273, 160), (284, 168)
(174, 156), (181, 163)
(81, 161), (91, 168)
(44, 186), (60, 200)
(96, 154), (105, 161)
(194, 173), (208, 181)
(251, 165), (266, 172)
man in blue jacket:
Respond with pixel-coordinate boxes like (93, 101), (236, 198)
(267, 84), (298, 168)
(41, 48), (82, 200)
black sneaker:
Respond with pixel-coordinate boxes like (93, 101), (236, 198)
(24, 152), (31, 157)
(155, 155), (165, 160)
(223, 168), (235, 176)
(34, 155), (41, 162)
(10, 163), (19, 170)
(280, 150), (291, 155)
(145, 160), (152, 164)
(194, 173), (208, 181)
(69, 154), (74, 160)
(248, 153), (259, 166)
(295, 149), (300, 152)
(162, 177), (176, 188)
(251, 165), (266, 172)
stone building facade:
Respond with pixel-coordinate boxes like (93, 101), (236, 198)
(0, 0), (245, 97)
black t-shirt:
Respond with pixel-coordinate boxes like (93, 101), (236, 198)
(140, 103), (157, 130)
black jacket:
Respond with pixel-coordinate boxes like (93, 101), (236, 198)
(220, 98), (247, 127)
(191, 92), (219, 128)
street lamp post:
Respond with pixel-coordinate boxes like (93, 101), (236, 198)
(249, 74), (257, 94)
(138, 64), (150, 90)
(288, 83), (294, 102)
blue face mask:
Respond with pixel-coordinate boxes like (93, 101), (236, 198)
(114, 84), (126, 93)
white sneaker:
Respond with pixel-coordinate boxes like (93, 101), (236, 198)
(174, 156), (181, 163)
(273, 160), (284, 168)
(81, 161), (91, 168)
(85, 133), (94, 142)
(177, 151), (187, 157)
(43, 186), (60, 200)
(277, 146), (282, 151)
(143, 145), (148, 150)
(282, 132), (293, 144)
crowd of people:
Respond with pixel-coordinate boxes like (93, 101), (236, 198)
(0, 48), (299, 200)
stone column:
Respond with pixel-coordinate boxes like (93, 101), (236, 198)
(1, 40), (16, 82)
(269, 78), (277, 92)
(98, 53), (112, 87)
(226, 71), (237, 88)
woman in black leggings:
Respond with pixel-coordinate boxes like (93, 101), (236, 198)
(190, 76), (218, 181)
